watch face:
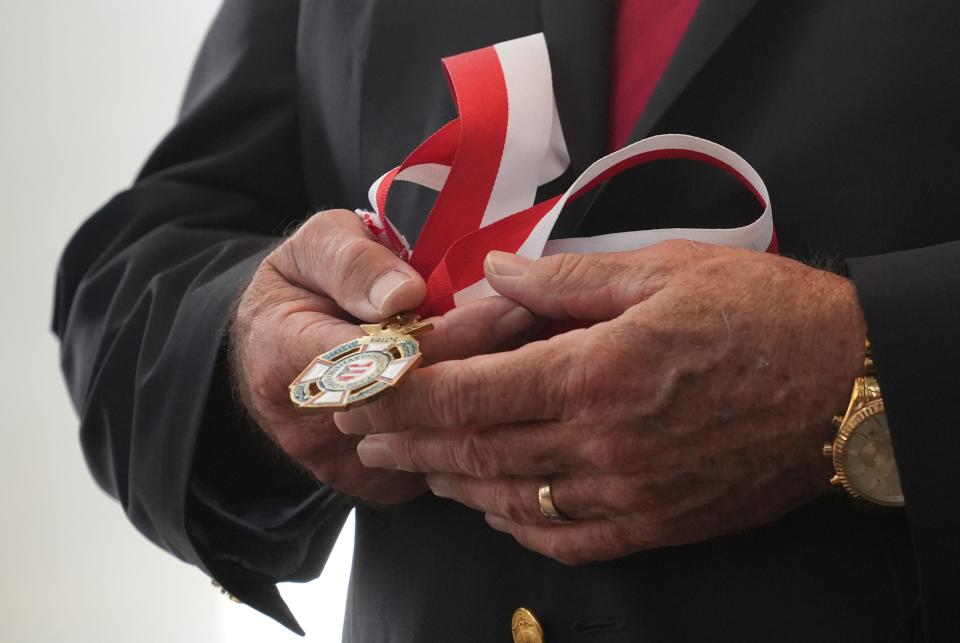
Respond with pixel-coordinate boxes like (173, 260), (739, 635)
(839, 403), (904, 506)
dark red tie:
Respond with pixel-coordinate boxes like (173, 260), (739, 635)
(610, 0), (700, 150)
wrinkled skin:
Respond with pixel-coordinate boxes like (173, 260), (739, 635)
(335, 240), (866, 564)
(231, 209), (535, 505)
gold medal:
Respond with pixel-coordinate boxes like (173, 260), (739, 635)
(289, 313), (432, 411)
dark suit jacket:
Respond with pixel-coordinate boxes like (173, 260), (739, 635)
(55, 1), (960, 641)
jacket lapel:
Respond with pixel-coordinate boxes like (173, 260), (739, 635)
(540, 0), (758, 236)
(624, 0), (760, 144)
(539, 0), (617, 176)
(559, 0), (760, 235)
(539, 0), (616, 237)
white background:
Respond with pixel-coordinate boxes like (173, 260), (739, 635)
(0, 2), (353, 641)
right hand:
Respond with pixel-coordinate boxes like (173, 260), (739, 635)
(231, 209), (535, 505)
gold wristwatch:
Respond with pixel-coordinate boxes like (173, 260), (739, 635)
(822, 340), (905, 507)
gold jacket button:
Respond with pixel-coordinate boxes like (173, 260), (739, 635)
(512, 607), (544, 643)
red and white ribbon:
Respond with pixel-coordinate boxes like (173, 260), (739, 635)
(359, 34), (776, 317)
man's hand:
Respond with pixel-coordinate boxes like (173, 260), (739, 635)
(231, 209), (535, 505)
(334, 240), (866, 562)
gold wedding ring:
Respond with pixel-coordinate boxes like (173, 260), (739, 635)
(538, 479), (568, 523)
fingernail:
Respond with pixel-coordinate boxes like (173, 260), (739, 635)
(369, 270), (413, 315)
(485, 514), (510, 532)
(426, 475), (453, 499)
(485, 251), (531, 278)
(356, 436), (398, 469)
(491, 305), (536, 339)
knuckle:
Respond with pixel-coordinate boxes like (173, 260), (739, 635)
(309, 457), (346, 488)
(647, 238), (707, 269)
(536, 253), (590, 291)
(654, 238), (688, 253)
(263, 239), (292, 275)
(246, 362), (278, 405)
(653, 238), (696, 257)
(298, 209), (358, 241)
(539, 343), (592, 420)
(453, 432), (495, 478)
(566, 330), (638, 414)
(430, 366), (480, 428)
(620, 479), (657, 514)
(583, 438), (630, 472)
(330, 236), (384, 285)
(278, 209), (383, 296)
(237, 259), (281, 317)
(387, 436), (420, 471)
(549, 536), (588, 566)
(364, 393), (406, 433)
(558, 362), (598, 416)
(312, 207), (358, 223)
(526, 253), (613, 319)
(579, 328), (631, 376)
(271, 228), (315, 281)
(608, 520), (637, 550)
(494, 484), (526, 523)
(638, 520), (668, 547)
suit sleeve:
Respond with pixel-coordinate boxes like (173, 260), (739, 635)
(847, 241), (960, 643)
(52, 0), (352, 634)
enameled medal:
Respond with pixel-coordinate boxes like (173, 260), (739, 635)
(289, 314), (431, 411)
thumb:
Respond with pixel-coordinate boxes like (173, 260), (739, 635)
(270, 209), (425, 322)
(484, 251), (653, 320)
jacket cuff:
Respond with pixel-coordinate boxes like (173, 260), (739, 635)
(184, 247), (353, 635)
(847, 240), (960, 642)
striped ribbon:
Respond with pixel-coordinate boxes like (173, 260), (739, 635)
(359, 33), (776, 317)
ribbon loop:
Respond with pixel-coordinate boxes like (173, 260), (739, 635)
(360, 33), (775, 317)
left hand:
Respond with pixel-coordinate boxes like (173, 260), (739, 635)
(334, 240), (866, 564)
